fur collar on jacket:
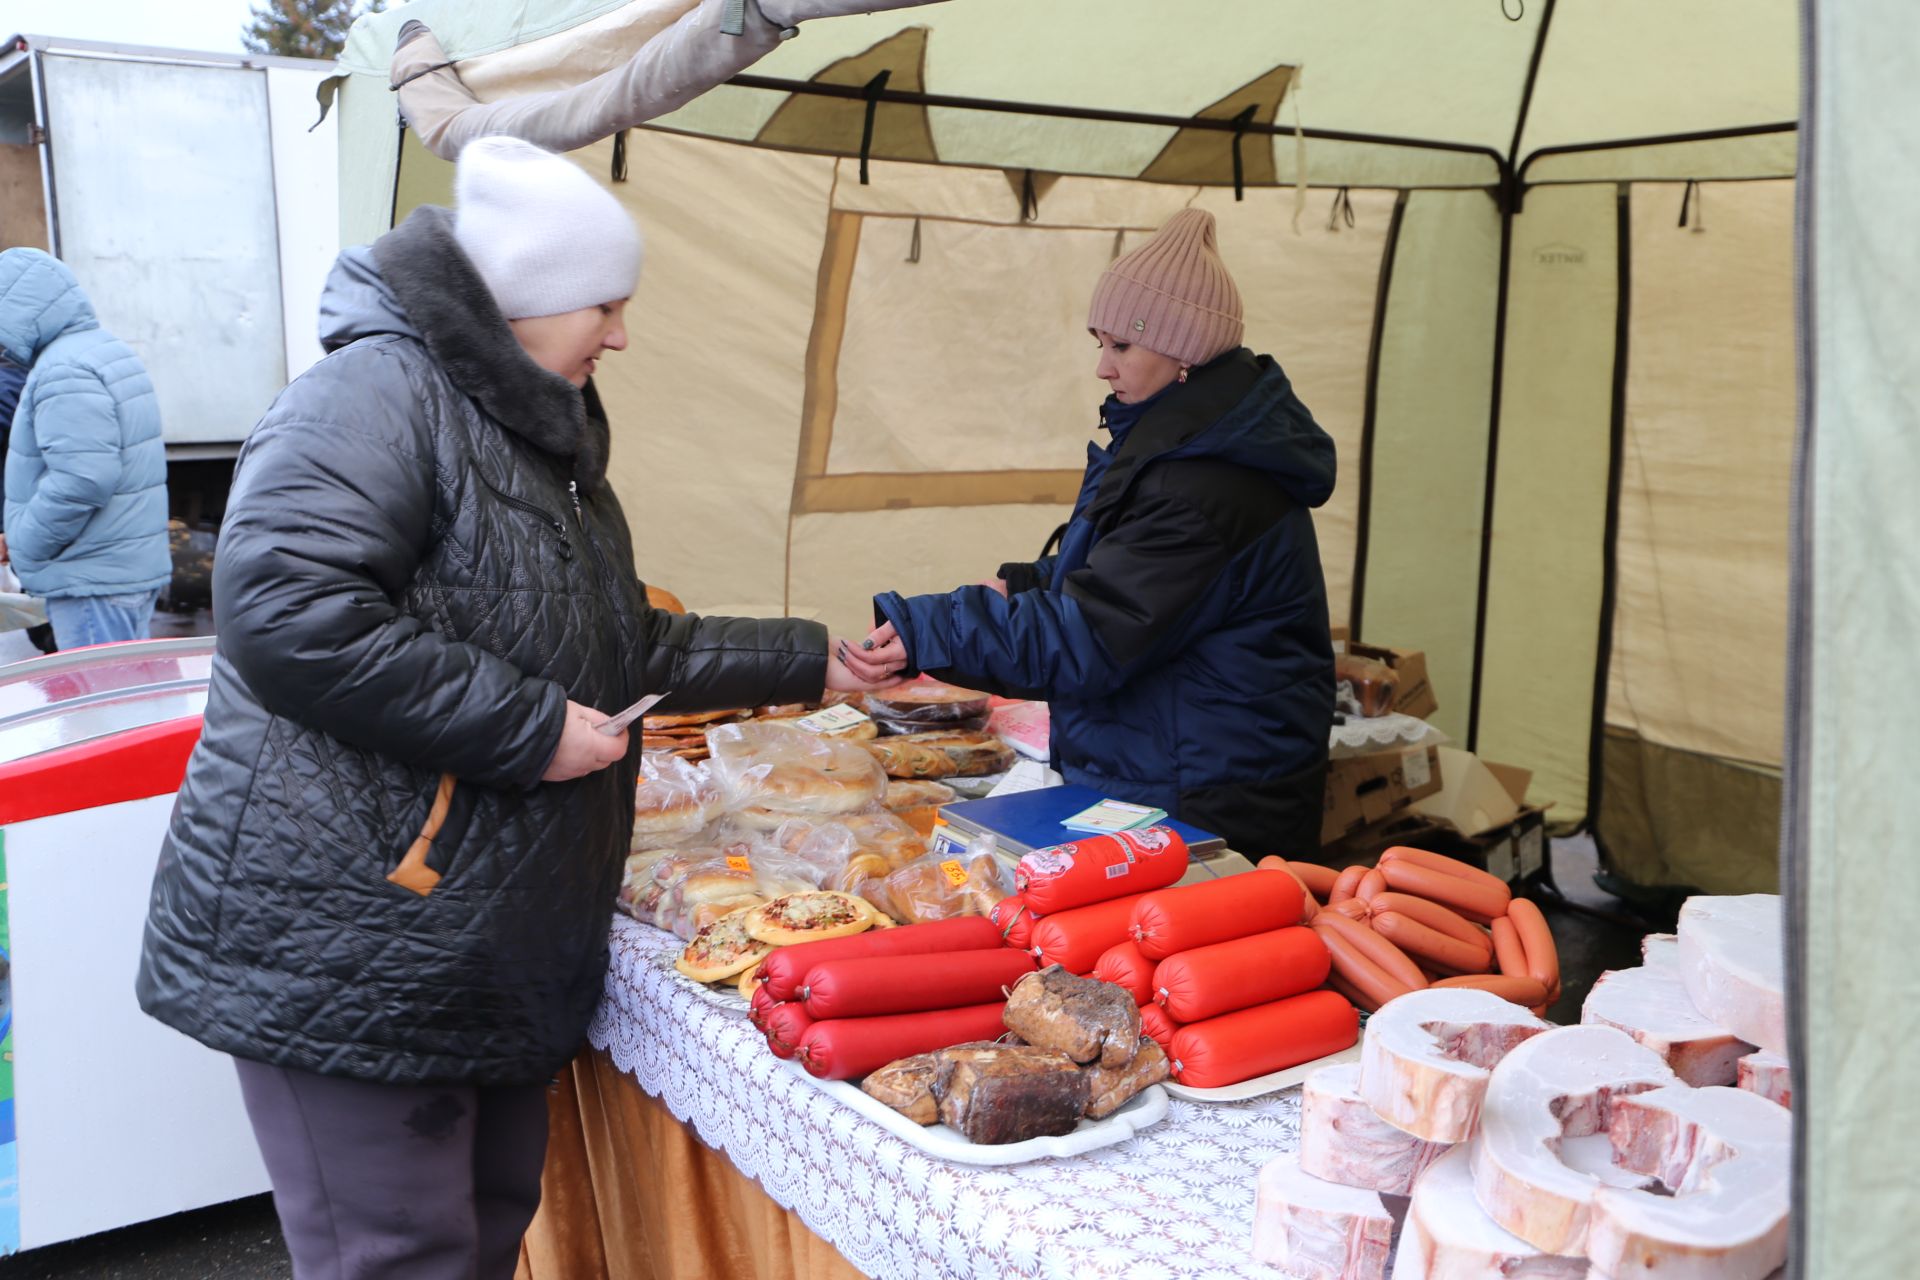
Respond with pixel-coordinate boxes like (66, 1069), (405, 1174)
(374, 206), (610, 493)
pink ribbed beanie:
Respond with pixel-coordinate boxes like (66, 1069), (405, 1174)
(1087, 209), (1243, 366)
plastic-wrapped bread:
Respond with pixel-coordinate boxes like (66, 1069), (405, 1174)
(1582, 961), (1755, 1086)
(1250, 1152), (1395, 1280)
(1584, 1083), (1790, 1280)
(1392, 1147), (1587, 1280)
(1736, 1048), (1792, 1110)
(1676, 894), (1786, 1054)
(1300, 1062), (1450, 1195)
(1471, 1025), (1679, 1255)
(1358, 988), (1551, 1144)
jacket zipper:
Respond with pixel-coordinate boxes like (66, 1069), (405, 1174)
(570, 480), (638, 714)
(480, 475), (572, 560)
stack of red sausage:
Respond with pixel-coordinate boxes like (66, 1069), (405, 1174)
(1279, 848), (1561, 1016)
(748, 917), (1037, 1080)
(1102, 873), (1357, 1089)
(985, 826), (1193, 972)
(989, 830), (1356, 1090)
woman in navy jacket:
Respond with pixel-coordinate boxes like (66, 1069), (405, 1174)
(863, 210), (1336, 857)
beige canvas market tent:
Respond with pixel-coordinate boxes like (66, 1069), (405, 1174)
(335, 0), (1796, 895)
(327, 2), (1915, 1273)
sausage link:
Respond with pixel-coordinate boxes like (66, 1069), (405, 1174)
(1286, 860), (1342, 902)
(1505, 897), (1560, 995)
(1430, 973), (1549, 1007)
(1378, 860), (1510, 924)
(1490, 916), (1530, 979)
(1310, 911), (1427, 991)
(1371, 911), (1493, 975)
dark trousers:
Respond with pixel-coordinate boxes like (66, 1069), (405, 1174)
(233, 1058), (550, 1280)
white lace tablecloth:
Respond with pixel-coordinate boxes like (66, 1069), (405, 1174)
(588, 914), (1304, 1280)
(1329, 711), (1446, 759)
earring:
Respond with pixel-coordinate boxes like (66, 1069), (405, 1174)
(1177, 367), (1189, 383)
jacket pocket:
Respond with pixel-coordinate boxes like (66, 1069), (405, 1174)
(479, 474), (573, 563)
(387, 772), (460, 895)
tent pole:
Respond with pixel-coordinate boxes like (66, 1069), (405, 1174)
(1516, 121), (1798, 185)
(1583, 185), (1632, 856)
(725, 73), (1508, 173)
(1782, 1), (1817, 1274)
(1466, 197), (1514, 756)
(1347, 190), (1409, 640)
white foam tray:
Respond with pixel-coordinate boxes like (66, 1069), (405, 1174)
(781, 1057), (1169, 1165)
(1163, 1042), (1363, 1102)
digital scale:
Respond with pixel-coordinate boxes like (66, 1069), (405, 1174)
(930, 784), (1227, 860)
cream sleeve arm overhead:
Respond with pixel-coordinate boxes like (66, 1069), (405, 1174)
(391, 0), (946, 161)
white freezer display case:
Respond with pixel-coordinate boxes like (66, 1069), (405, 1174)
(0, 637), (268, 1253)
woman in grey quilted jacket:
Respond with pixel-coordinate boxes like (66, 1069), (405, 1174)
(135, 137), (901, 1279)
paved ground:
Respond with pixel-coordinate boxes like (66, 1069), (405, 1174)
(1, 618), (1649, 1272)
(0, 1197), (290, 1279)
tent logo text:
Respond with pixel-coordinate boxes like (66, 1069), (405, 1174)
(1533, 243), (1588, 267)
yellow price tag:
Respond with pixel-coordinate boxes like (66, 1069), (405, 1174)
(726, 855), (751, 872)
(939, 859), (969, 888)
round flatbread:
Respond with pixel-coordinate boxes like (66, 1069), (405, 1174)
(744, 891), (876, 947)
(885, 731), (1016, 778)
(736, 962), (767, 1001)
(883, 779), (958, 811)
(869, 683), (989, 709)
(675, 907), (775, 983)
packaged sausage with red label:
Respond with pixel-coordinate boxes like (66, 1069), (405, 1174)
(1139, 1002), (1181, 1051)
(793, 1002), (1009, 1080)
(1027, 894), (1144, 975)
(800, 948), (1036, 1020)
(762, 1000), (815, 1061)
(989, 893), (1038, 950)
(755, 916), (1005, 1002)
(1015, 827), (1189, 915)
(1129, 871), (1304, 960)
(1167, 990), (1358, 1089)
(1151, 927), (1330, 1023)
(1093, 940), (1158, 1006)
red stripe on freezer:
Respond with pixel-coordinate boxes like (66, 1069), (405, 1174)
(0, 716), (202, 825)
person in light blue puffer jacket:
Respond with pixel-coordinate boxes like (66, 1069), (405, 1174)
(0, 248), (171, 646)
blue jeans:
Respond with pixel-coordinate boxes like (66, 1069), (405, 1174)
(44, 588), (160, 649)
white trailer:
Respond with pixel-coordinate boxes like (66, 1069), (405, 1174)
(0, 34), (340, 456)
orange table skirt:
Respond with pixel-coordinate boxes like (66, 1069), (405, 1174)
(516, 1047), (866, 1280)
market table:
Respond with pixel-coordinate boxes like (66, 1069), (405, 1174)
(518, 915), (1306, 1280)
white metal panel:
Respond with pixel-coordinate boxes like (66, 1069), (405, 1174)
(266, 65), (340, 381)
(8, 796), (268, 1249)
(43, 53), (287, 445)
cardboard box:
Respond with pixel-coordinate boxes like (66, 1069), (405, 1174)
(1317, 805), (1549, 888)
(1346, 641), (1437, 720)
(1469, 807), (1549, 886)
(1411, 748), (1528, 838)
(1321, 743), (1443, 846)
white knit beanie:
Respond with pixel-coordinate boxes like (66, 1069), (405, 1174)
(452, 136), (642, 320)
